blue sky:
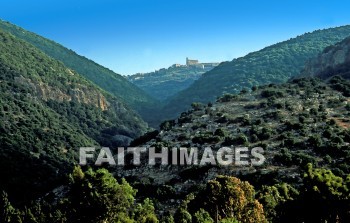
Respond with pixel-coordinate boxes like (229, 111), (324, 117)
(1, 0), (350, 75)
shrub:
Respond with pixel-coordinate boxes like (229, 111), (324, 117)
(193, 209), (214, 223)
(191, 102), (204, 111)
(192, 133), (221, 144)
(218, 94), (238, 102)
(130, 130), (159, 146)
(261, 90), (284, 98)
(214, 128), (227, 137)
(160, 120), (176, 131)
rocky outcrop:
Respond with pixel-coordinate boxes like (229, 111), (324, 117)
(14, 75), (109, 110)
(301, 37), (350, 79)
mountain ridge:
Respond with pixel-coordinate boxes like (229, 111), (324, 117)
(160, 25), (350, 121)
(0, 19), (159, 120)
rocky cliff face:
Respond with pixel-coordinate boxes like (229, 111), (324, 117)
(14, 75), (109, 110)
(301, 37), (350, 79)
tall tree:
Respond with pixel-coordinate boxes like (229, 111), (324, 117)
(189, 175), (267, 223)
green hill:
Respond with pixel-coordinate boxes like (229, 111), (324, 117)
(0, 20), (159, 120)
(127, 63), (219, 101)
(161, 25), (350, 120)
(126, 77), (350, 222)
(0, 29), (148, 203)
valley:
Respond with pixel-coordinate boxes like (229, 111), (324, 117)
(1, 15), (350, 223)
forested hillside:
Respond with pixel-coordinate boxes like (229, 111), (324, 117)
(161, 25), (350, 120)
(128, 64), (218, 101)
(0, 29), (147, 203)
(0, 20), (159, 120)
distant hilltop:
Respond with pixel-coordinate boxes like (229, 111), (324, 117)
(135, 57), (220, 74)
(127, 58), (221, 101)
(171, 58), (220, 69)
(185, 57), (220, 68)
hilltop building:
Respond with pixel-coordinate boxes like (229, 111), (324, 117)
(186, 57), (220, 68)
(186, 57), (199, 66)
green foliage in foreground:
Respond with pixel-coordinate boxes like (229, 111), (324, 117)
(174, 166), (350, 223)
(257, 164), (350, 222)
(186, 175), (267, 223)
(0, 167), (158, 223)
(2, 165), (350, 223)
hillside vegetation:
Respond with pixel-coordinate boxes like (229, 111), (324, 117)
(0, 29), (147, 203)
(161, 25), (350, 120)
(12, 77), (348, 222)
(124, 77), (350, 222)
(0, 20), (159, 120)
(2, 20), (350, 223)
(128, 64), (218, 101)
